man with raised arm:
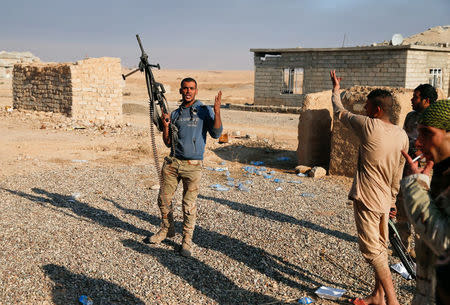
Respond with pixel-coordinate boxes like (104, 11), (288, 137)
(144, 77), (223, 257)
(330, 70), (408, 305)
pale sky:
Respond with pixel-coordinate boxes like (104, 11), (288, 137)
(1, 0), (449, 70)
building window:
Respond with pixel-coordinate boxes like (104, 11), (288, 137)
(429, 68), (442, 88)
(282, 68), (303, 94)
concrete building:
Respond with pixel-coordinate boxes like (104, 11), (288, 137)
(250, 45), (450, 106)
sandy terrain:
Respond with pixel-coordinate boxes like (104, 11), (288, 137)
(0, 70), (299, 180)
(122, 69), (254, 105)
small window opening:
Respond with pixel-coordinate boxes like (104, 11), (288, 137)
(282, 68), (303, 94)
(429, 68), (442, 88)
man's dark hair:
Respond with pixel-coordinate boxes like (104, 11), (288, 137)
(414, 84), (438, 103)
(180, 77), (197, 88)
(367, 89), (393, 113)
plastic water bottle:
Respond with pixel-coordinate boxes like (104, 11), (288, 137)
(237, 183), (250, 192)
(298, 296), (314, 304)
(301, 193), (315, 198)
(79, 295), (93, 305)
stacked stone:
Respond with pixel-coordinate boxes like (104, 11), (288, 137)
(70, 57), (122, 124)
(13, 63), (72, 114)
(12, 57), (123, 124)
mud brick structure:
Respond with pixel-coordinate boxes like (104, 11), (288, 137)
(296, 90), (333, 168)
(13, 57), (122, 124)
(251, 45), (450, 107)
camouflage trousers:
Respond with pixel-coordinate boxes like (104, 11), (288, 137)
(412, 238), (436, 305)
(157, 156), (202, 241)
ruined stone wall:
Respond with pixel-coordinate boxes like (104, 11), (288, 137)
(13, 63), (73, 113)
(404, 49), (450, 97)
(254, 48), (408, 106)
(13, 57), (122, 124)
(328, 86), (413, 177)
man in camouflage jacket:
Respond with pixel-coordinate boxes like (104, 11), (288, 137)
(401, 99), (449, 305)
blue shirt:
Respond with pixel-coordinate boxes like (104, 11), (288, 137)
(170, 100), (222, 160)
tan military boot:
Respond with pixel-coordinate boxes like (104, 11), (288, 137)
(149, 214), (175, 243)
(180, 234), (193, 257)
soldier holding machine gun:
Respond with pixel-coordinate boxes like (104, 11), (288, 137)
(145, 78), (223, 257)
(123, 35), (223, 258)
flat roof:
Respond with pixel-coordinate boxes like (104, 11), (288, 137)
(250, 45), (450, 53)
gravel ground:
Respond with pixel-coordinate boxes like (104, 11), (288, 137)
(0, 158), (415, 304)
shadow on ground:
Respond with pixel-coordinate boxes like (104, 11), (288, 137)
(3, 187), (367, 302)
(108, 198), (365, 295)
(122, 239), (279, 305)
(212, 144), (297, 170)
(1, 187), (152, 237)
(43, 264), (144, 305)
(198, 194), (357, 243)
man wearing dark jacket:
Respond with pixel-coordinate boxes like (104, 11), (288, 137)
(401, 99), (450, 305)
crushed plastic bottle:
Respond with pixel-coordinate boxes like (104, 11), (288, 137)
(210, 184), (229, 191)
(214, 167), (228, 172)
(273, 178), (284, 183)
(71, 192), (82, 200)
(301, 193), (315, 197)
(263, 173), (273, 179)
(276, 156), (291, 161)
(275, 187), (282, 191)
(242, 166), (257, 174)
(250, 161), (264, 166)
(296, 173), (307, 177)
(287, 180), (303, 184)
(237, 183), (250, 192)
(79, 295), (93, 305)
(259, 167), (267, 171)
(226, 181), (235, 187)
(219, 161), (227, 165)
(298, 296), (314, 304)
(226, 177), (235, 181)
(205, 167), (215, 171)
(245, 180), (253, 185)
(255, 170), (262, 176)
(225, 170), (230, 177)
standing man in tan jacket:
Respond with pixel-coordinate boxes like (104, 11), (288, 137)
(330, 71), (408, 305)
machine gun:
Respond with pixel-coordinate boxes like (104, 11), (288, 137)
(388, 218), (416, 279)
(122, 34), (171, 188)
(122, 34), (169, 132)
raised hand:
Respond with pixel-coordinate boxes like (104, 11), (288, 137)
(330, 70), (342, 92)
(214, 91), (222, 114)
